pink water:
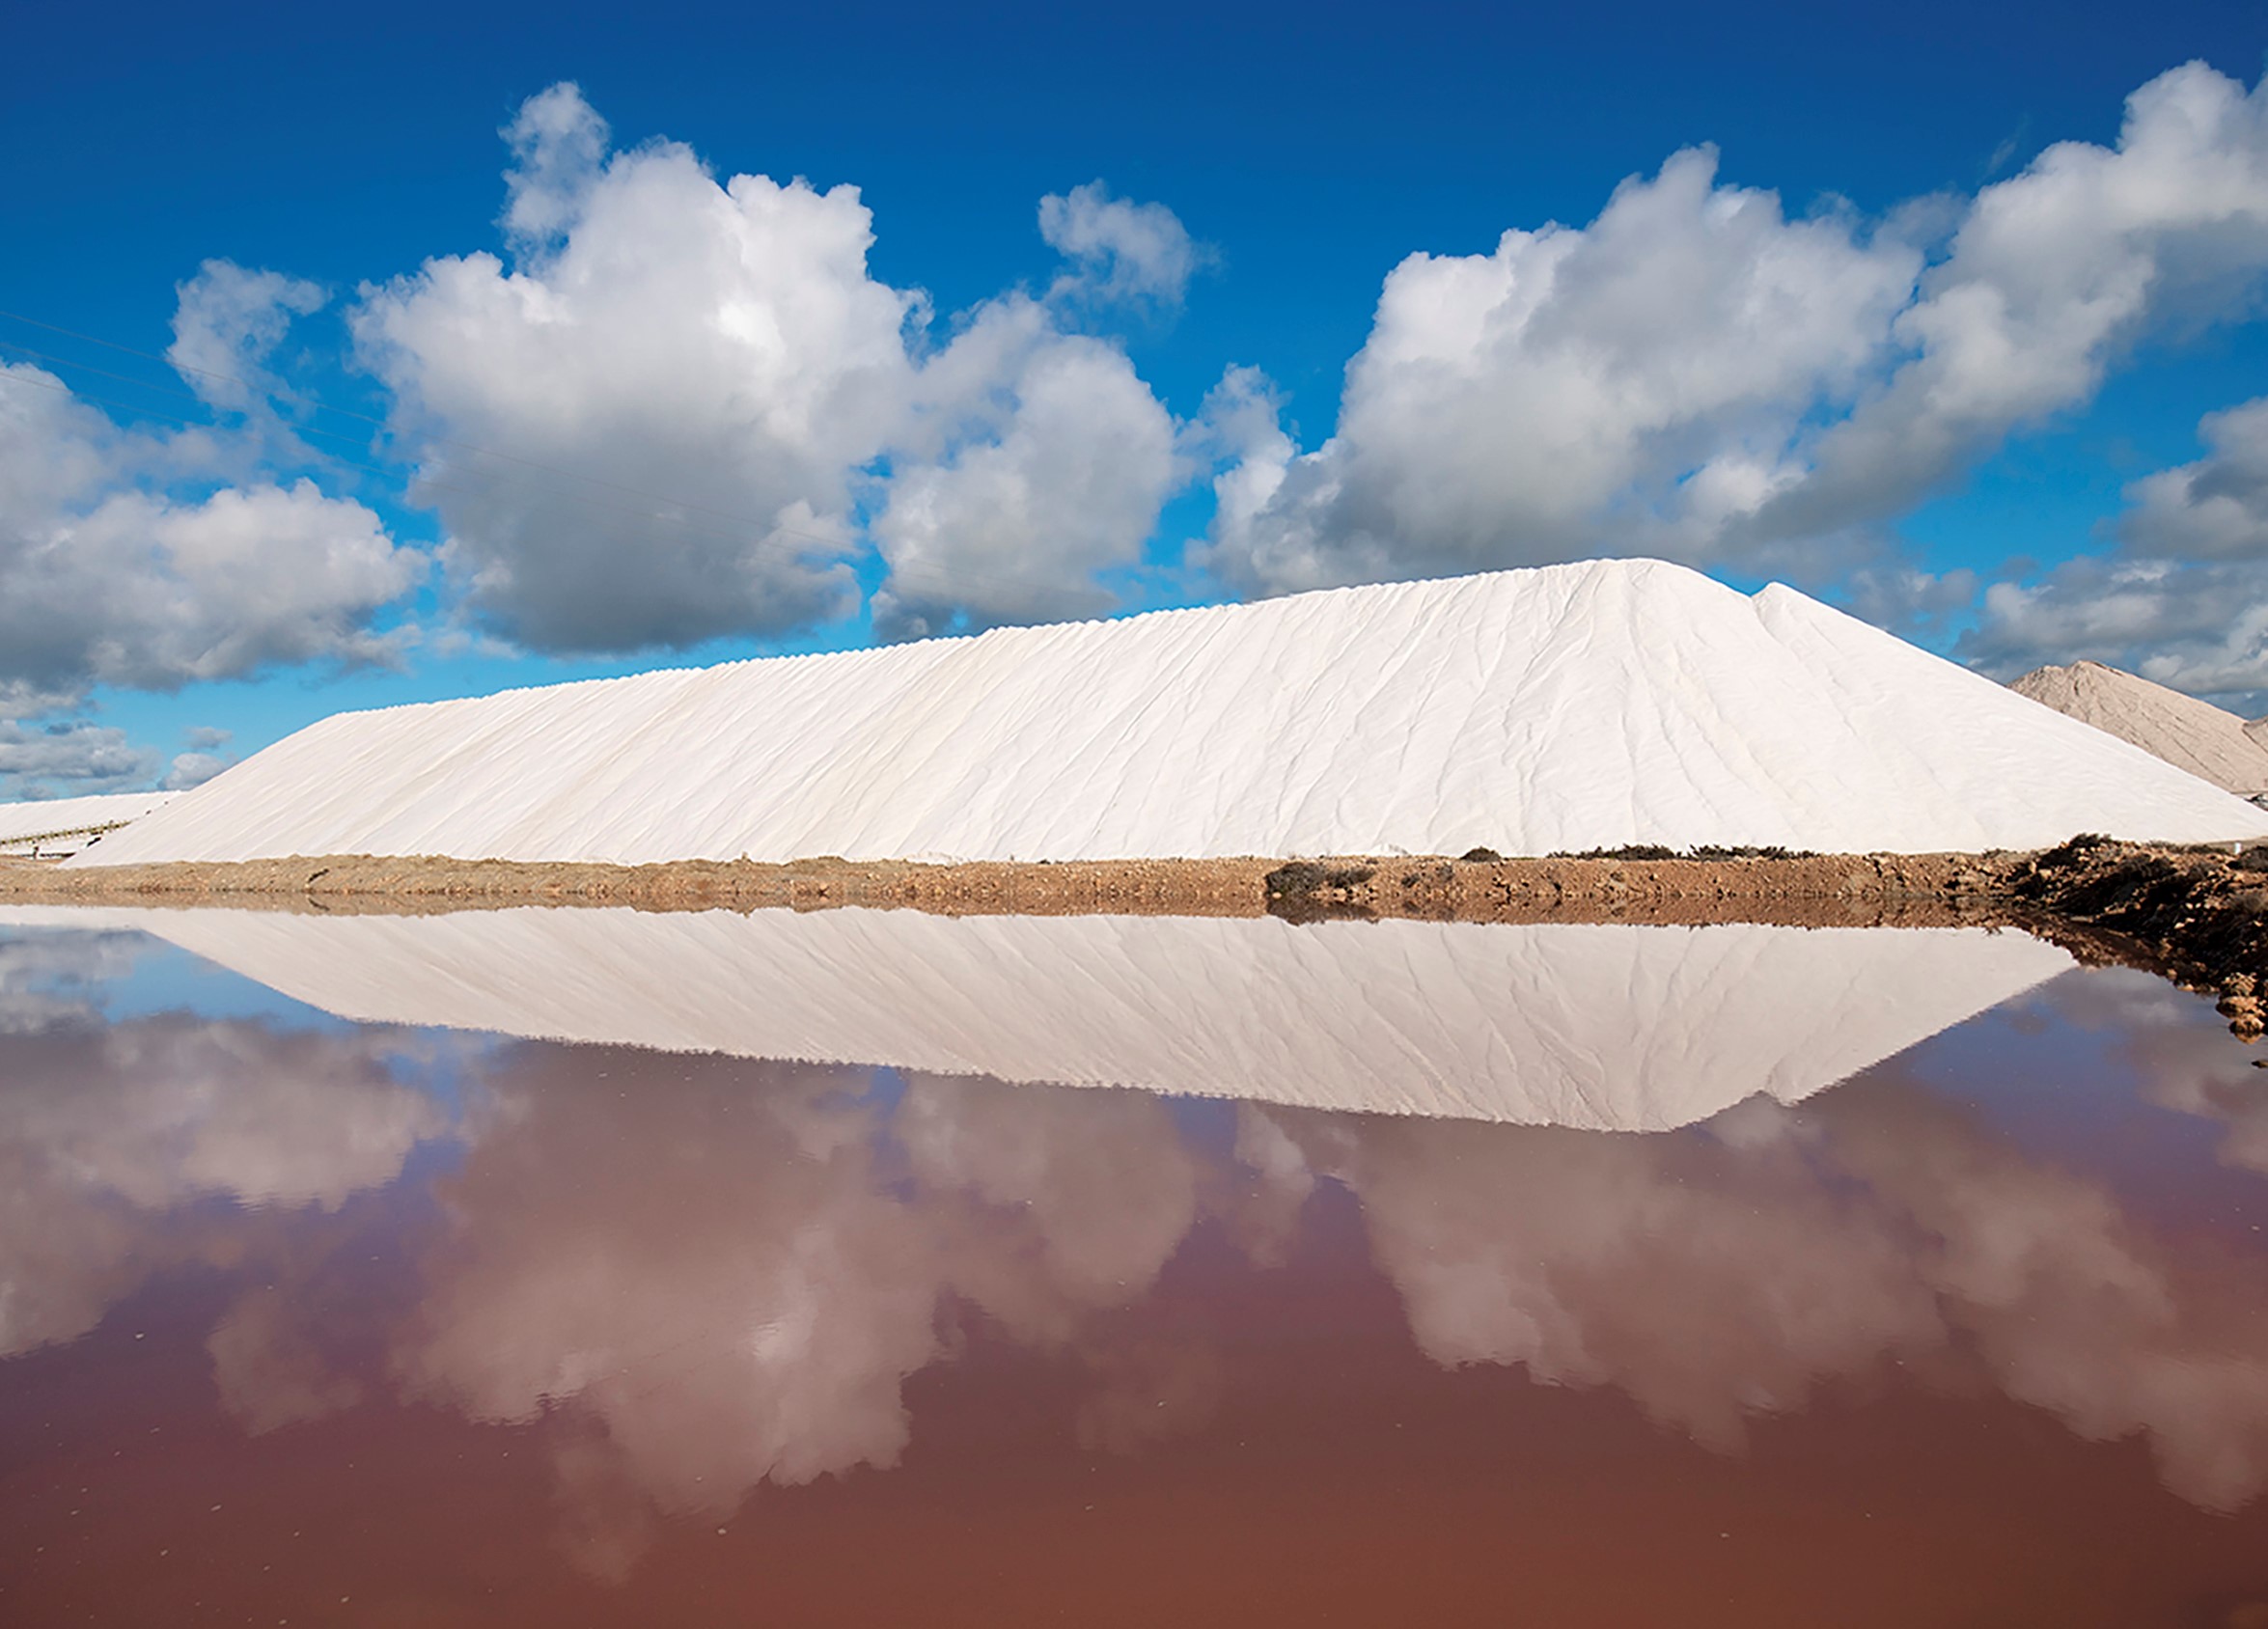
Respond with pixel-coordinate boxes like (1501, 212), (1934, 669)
(3, 924), (2266, 1626)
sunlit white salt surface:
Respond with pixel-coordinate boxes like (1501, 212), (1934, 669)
(0, 906), (2076, 1131)
(75, 561), (2268, 870)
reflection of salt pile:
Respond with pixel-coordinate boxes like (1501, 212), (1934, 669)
(2012, 660), (2268, 799)
(76, 561), (2268, 869)
(0, 791), (176, 856)
(14, 905), (2076, 1132)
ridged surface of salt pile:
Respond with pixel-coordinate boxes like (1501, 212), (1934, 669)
(2011, 660), (2268, 797)
(0, 905), (2078, 1131)
(74, 561), (2268, 866)
(0, 792), (177, 850)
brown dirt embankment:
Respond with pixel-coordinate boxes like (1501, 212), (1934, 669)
(0, 847), (1977, 926)
(3, 839), (2262, 1034)
(0, 852), (1277, 920)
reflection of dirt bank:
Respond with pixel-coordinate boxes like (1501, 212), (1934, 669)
(5, 840), (2262, 1020)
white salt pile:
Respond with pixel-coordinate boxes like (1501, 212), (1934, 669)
(75, 561), (2268, 867)
(2011, 660), (2268, 798)
(0, 905), (2077, 1131)
(0, 792), (178, 856)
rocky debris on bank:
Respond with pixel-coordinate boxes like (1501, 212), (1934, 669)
(2000, 835), (2268, 1035)
(2011, 660), (2268, 799)
(1260, 851), (1958, 925)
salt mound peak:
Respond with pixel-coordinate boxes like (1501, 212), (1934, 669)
(2010, 660), (2268, 798)
(77, 561), (2268, 867)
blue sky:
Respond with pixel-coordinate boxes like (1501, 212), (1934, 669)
(3, 0), (2267, 797)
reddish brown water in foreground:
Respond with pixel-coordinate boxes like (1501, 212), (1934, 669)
(3, 923), (2267, 1626)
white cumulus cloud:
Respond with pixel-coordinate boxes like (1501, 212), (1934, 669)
(1199, 147), (1924, 594)
(2124, 397), (2268, 561)
(352, 83), (1187, 654)
(166, 259), (327, 414)
(0, 718), (155, 798)
(0, 258), (419, 795)
(1200, 61), (2268, 601)
(352, 84), (913, 653)
(1959, 396), (2268, 704)
(1039, 180), (1204, 311)
(872, 295), (1178, 639)
(0, 348), (424, 704)
(1758, 61), (2268, 542)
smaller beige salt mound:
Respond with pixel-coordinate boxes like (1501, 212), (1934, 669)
(2011, 661), (2268, 798)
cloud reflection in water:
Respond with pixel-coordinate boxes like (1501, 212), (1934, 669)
(2, 915), (2265, 1584)
(0, 991), (448, 1360)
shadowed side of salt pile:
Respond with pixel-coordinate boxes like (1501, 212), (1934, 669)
(5, 905), (2079, 1132)
(72, 561), (2268, 870)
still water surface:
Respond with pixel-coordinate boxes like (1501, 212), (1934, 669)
(2, 908), (2266, 1625)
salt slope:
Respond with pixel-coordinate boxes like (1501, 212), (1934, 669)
(77, 562), (2268, 867)
(0, 792), (177, 851)
(2011, 661), (2268, 797)
(0, 905), (2077, 1132)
